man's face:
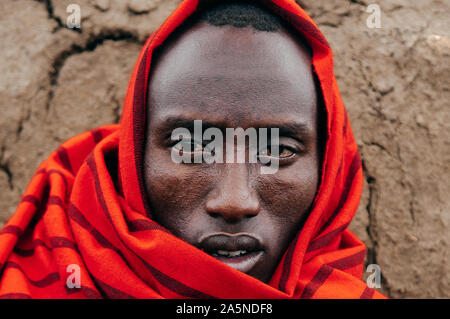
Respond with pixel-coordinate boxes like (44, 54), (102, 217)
(144, 23), (320, 283)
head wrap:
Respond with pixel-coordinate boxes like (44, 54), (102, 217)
(0, 0), (386, 299)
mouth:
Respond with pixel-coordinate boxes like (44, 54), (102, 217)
(198, 232), (265, 274)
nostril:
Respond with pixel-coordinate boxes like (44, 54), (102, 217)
(208, 212), (221, 219)
(205, 165), (260, 222)
(205, 198), (261, 223)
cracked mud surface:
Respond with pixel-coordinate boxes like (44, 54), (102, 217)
(0, 0), (449, 298)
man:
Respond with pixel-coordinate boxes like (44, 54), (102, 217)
(0, 0), (385, 298)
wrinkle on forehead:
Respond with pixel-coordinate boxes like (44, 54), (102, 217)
(148, 23), (317, 128)
(150, 23), (313, 82)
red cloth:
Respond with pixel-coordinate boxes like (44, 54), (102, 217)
(0, 0), (386, 299)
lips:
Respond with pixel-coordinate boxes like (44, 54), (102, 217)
(213, 250), (248, 258)
(198, 232), (264, 274)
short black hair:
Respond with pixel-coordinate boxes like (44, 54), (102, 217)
(196, 1), (283, 32)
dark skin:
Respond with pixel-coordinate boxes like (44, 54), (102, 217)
(144, 22), (320, 283)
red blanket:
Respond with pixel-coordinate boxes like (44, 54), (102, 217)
(0, 0), (386, 299)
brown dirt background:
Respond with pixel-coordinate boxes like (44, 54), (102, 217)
(0, 0), (448, 298)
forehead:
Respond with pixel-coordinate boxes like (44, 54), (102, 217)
(148, 23), (317, 129)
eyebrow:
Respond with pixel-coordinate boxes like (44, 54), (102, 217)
(156, 115), (313, 141)
(157, 116), (224, 133)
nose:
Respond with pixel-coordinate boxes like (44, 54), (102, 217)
(205, 164), (260, 222)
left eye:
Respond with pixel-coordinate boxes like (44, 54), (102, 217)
(259, 146), (295, 159)
(173, 140), (208, 154)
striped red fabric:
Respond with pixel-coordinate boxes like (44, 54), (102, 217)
(0, 0), (386, 299)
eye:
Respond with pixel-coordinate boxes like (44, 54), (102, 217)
(257, 136), (305, 165)
(259, 145), (295, 159)
(173, 139), (203, 153)
(172, 139), (214, 156)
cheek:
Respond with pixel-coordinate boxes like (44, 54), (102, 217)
(253, 164), (319, 259)
(255, 160), (319, 225)
(144, 151), (214, 224)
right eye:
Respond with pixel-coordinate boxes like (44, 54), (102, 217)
(173, 139), (204, 154)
